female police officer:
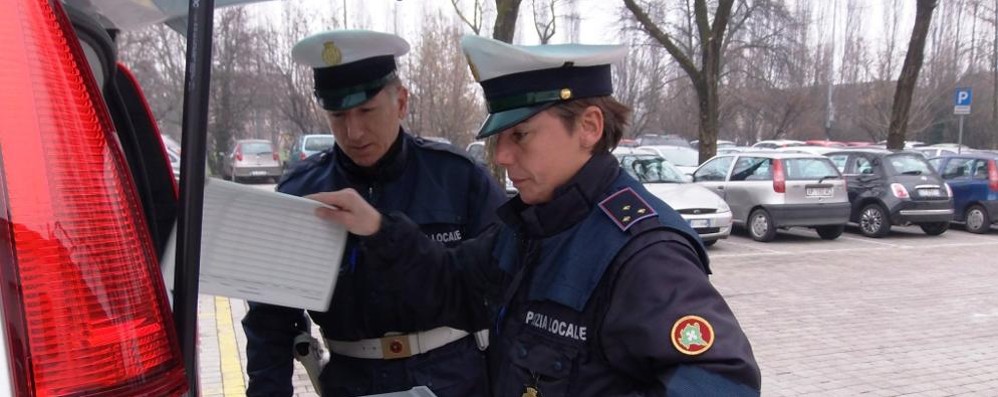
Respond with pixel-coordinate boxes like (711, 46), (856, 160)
(309, 35), (761, 396)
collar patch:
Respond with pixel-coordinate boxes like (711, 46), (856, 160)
(597, 187), (657, 231)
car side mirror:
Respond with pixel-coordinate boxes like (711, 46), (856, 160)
(684, 173), (694, 183)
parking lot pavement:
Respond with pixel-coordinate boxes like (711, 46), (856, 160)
(709, 225), (998, 396)
(200, 182), (998, 396)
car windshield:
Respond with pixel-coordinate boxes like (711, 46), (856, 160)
(240, 142), (273, 154)
(640, 135), (690, 147)
(886, 154), (934, 176)
(620, 155), (685, 183)
(304, 136), (335, 151)
(659, 148), (699, 167)
(783, 158), (840, 181)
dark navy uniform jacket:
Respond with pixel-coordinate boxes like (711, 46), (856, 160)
(241, 130), (506, 397)
(363, 153), (761, 396)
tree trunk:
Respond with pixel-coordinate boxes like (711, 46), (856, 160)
(493, 0), (523, 43)
(624, 0), (733, 164)
(886, 0), (937, 150)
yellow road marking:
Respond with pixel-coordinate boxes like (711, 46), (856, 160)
(215, 296), (246, 396)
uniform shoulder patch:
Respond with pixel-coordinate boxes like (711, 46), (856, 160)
(671, 315), (714, 356)
(597, 187), (657, 231)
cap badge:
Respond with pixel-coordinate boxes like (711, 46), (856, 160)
(671, 315), (714, 356)
(560, 88), (573, 100)
(321, 42), (342, 66)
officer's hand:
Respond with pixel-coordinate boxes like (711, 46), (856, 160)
(306, 189), (381, 236)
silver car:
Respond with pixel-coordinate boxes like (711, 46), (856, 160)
(692, 152), (851, 242)
(615, 149), (733, 246)
(223, 139), (282, 183)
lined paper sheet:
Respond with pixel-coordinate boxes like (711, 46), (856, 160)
(198, 178), (346, 311)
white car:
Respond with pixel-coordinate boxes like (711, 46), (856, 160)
(634, 145), (701, 176)
(613, 149), (733, 246)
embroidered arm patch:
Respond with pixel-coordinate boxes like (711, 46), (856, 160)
(597, 187), (657, 231)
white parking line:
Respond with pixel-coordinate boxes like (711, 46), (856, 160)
(719, 239), (781, 253)
(838, 234), (900, 247)
(711, 239), (996, 259)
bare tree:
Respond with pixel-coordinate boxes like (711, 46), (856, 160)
(624, 0), (735, 163)
(532, 0), (559, 44)
(118, 25), (187, 138)
(403, 11), (485, 149)
(451, 0), (487, 35)
(886, 0), (938, 149)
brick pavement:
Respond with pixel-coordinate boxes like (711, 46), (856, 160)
(198, 225), (998, 396)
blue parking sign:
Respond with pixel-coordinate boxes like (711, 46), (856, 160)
(955, 88), (972, 106)
(954, 88), (972, 115)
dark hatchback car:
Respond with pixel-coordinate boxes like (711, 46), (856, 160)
(826, 149), (954, 237)
(928, 153), (998, 234)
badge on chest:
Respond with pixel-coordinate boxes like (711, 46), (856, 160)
(524, 310), (587, 341)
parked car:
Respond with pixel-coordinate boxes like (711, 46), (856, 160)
(636, 145), (700, 175)
(750, 139), (806, 149)
(613, 148), (732, 246)
(690, 139), (736, 150)
(284, 134), (335, 171)
(914, 147), (958, 158)
(804, 140), (847, 147)
(927, 153), (998, 233)
(223, 139), (283, 183)
(692, 152), (850, 242)
(2, 0), (196, 394)
(825, 149), (954, 237)
(635, 133), (692, 147)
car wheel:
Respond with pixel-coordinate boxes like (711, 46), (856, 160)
(919, 222), (948, 236)
(748, 208), (777, 242)
(859, 203), (890, 238)
(702, 239), (717, 247)
(964, 205), (990, 234)
(816, 225), (844, 240)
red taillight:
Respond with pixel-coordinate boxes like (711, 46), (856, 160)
(891, 183), (910, 199)
(0, 1), (187, 396)
(772, 159), (786, 193)
(235, 149), (243, 162)
(988, 160), (998, 192)
(299, 151), (307, 161)
(274, 152), (280, 161)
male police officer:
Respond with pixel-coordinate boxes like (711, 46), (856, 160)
(241, 30), (505, 397)
(310, 35), (761, 396)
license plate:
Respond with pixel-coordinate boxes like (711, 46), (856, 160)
(919, 188), (941, 197)
(689, 219), (710, 228)
(250, 170), (267, 176)
(806, 187), (832, 197)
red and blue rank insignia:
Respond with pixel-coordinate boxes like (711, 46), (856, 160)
(598, 187), (657, 231)
(671, 315), (714, 356)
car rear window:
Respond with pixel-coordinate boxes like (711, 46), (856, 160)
(620, 155), (685, 183)
(784, 158), (840, 181)
(886, 154), (934, 176)
(240, 142), (273, 154)
(304, 136), (335, 151)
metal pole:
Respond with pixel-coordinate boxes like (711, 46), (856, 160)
(958, 115), (965, 154)
(175, 0), (215, 394)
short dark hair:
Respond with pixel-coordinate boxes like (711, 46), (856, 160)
(549, 96), (631, 153)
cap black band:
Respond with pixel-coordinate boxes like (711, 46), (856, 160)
(480, 64), (613, 113)
(313, 55), (397, 111)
